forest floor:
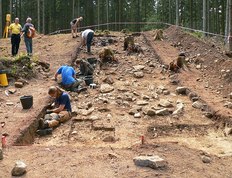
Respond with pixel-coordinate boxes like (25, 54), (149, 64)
(0, 26), (232, 178)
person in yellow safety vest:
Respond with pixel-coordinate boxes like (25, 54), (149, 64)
(8, 18), (22, 56)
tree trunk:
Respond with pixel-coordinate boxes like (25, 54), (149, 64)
(203, 0), (206, 36)
(72, 0), (75, 19)
(42, 0), (45, 34)
(37, 0), (40, 33)
(176, 0), (179, 25)
(107, 0), (109, 29)
(0, 0), (2, 38)
(229, 0), (232, 51)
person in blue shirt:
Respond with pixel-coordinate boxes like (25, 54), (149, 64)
(37, 86), (72, 134)
(54, 65), (82, 91)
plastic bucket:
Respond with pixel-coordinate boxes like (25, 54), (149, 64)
(20, 95), (33, 109)
(0, 70), (8, 87)
(85, 76), (93, 86)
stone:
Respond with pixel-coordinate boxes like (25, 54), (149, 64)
(129, 106), (142, 115)
(163, 90), (170, 95)
(201, 156), (211, 163)
(192, 101), (206, 110)
(103, 76), (114, 84)
(133, 155), (167, 169)
(134, 113), (141, 118)
(173, 102), (184, 115)
(14, 82), (24, 88)
(142, 95), (150, 100)
(80, 107), (95, 116)
(176, 87), (189, 95)
(155, 108), (170, 116)
(133, 65), (145, 71)
(8, 88), (17, 94)
(100, 84), (114, 93)
(224, 102), (232, 109)
(136, 100), (149, 106)
(188, 92), (198, 100)
(145, 109), (156, 116)
(89, 115), (99, 121)
(224, 126), (232, 136)
(117, 86), (129, 92)
(11, 160), (27, 176)
(71, 131), (78, 135)
(134, 71), (144, 78)
(6, 102), (14, 106)
(0, 149), (3, 160)
(158, 99), (173, 108)
(103, 136), (116, 142)
(229, 93), (232, 99)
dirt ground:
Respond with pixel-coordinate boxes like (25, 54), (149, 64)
(0, 26), (232, 178)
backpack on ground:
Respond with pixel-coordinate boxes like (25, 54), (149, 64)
(27, 26), (36, 38)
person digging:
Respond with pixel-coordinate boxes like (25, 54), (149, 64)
(37, 86), (72, 136)
(54, 65), (87, 92)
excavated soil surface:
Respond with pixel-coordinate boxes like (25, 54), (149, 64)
(0, 27), (232, 177)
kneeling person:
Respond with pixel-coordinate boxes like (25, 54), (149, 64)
(37, 86), (72, 135)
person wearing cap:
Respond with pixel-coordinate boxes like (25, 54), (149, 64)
(80, 29), (94, 54)
(70, 16), (83, 38)
(21, 17), (34, 56)
(37, 86), (72, 135)
(8, 18), (22, 56)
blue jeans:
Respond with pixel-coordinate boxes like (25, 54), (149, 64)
(24, 37), (33, 54)
(86, 32), (94, 53)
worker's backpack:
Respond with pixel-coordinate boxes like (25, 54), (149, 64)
(27, 26), (36, 38)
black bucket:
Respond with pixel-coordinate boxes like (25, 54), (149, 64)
(84, 76), (93, 86)
(20, 95), (33, 109)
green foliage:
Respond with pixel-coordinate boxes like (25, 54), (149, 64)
(187, 31), (204, 39)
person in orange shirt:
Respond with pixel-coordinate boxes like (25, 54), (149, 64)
(8, 18), (22, 56)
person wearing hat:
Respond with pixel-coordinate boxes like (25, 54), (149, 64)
(70, 16), (83, 38)
(8, 18), (22, 56)
(21, 17), (34, 56)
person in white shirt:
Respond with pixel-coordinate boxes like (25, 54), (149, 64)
(81, 29), (94, 53)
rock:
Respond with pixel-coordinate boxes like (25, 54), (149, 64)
(100, 84), (114, 93)
(133, 155), (167, 169)
(192, 101), (206, 110)
(136, 100), (149, 106)
(0, 149), (3, 160)
(103, 76), (114, 84)
(224, 126), (232, 136)
(188, 92), (198, 100)
(133, 65), (145, 71)
(142, 95), (150, 100)
(80, 107), (95, 116)
(8, 88), (17, 94)
(129, 106), (142, 115)
(117, 86), (130, 92)
(134, 113), (141, 118)
(6, 102), (14, 106)
(163, 90), (170, 95)
(134, 71), (144, 78)
(14, 82), (24, 88)
(176, 87), (189, 95)
(17, 78), (29, 85)
(224, 102), (232, 109)
(196, 64), (201, 69)
(155, 108), (170, 116)
(229, 93), (232, 99)
(145, 109), (156, 116)
(89, 115), (99, 121)
(103, 136), (116, 142)
(11, 160), (27, 176)
(158, 99), (173, 108)
(201, 156), (211, 163)
(173, 102), (184, 115)
(71, 131), (78, 135)
(191, 97), (199, 102)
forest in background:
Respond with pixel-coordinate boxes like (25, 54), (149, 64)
(0, 0), (232, 39)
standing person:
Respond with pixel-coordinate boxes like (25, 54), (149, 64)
(8, 18), (22, 56)
(21, 17), (34, 56)
(81, 29), (94, 54)
(70, 16), (83, 38)
(37, 86), (72, 135)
